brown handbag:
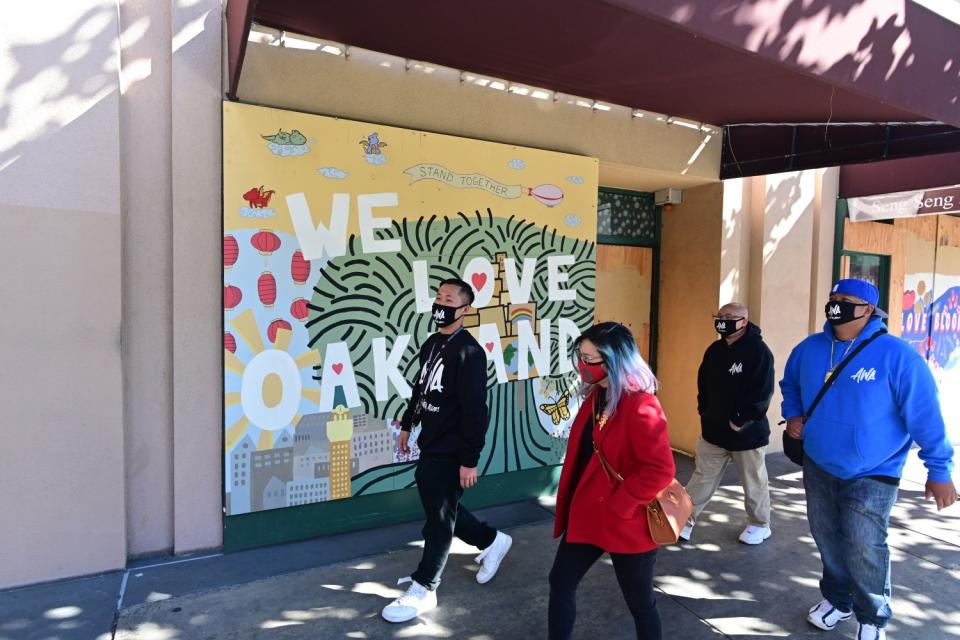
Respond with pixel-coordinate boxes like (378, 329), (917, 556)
(593, 444), (693, 546)
(645, 479), (693, 545)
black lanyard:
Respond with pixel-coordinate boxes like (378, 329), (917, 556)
(419, 328), (463, 388)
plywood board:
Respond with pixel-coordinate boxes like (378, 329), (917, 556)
(595, 245), (653, 361)
(843, 219), (904, 335)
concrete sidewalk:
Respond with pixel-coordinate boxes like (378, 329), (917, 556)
(3, 453), (958, 640)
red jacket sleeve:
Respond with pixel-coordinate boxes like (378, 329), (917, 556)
(609, 394), (676, 519)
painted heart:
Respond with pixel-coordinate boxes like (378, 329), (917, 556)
(471, 273), (487, 291)
(332, 363), (344, 375)
(485, 342), (494, 352)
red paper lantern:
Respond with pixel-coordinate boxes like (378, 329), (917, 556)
(224, 284), (242, 310)
(291, 250), (310, 284)
(224, 235), (239, 269)
(224, 331), (237, 353)
(290, 297), (309, 322)
(251, 229), (281, 256)
(258, 272), (277, 307)
(268, 318), (292, 344)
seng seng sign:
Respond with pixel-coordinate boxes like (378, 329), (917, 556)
(223, 102), (598, 516)
(848, 184), (960, 222)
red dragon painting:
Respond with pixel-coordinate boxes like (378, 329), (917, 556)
(243, 185), (275, 209)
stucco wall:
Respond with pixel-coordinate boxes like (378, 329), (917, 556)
(120, 0), (175, 558)
(718, 170), (838, 453)
(170, 0), (224, 555)
(0, 0), (126, 588)
(756, 171), (817, 440)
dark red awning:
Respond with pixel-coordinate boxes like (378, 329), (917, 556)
(226, 0), (960, 174)
(840, 151), (960, 198)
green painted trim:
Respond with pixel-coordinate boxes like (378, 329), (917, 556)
(599, 186), (654, 198)
(223, 465), (562, 552)
(649, 204), (662, 373)
(832, 199), (847, 282)
(596, 235), (657, 248)
(650, 243), (661, 375)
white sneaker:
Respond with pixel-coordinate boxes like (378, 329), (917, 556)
(806, 599), (853, 630)
(679, 524), (693, 541)
(856, 623), (886, 640)
(474, 531), (512, 584)
(381, 577), (437, 623)
(738, 525), (771, 545)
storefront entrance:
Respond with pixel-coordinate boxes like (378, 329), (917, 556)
(840, 193), (960, 439)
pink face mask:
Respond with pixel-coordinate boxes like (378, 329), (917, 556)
(577, 360), (607, 384)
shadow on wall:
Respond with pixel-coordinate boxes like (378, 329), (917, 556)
(1, 5), (121, 211)
(0, 2), (216, 212)
(761, 174), (805, 267)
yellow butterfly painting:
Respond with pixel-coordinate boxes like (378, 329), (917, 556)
(539, 390), (571, 426)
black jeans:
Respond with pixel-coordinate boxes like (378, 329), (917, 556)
(410, 456), (497, 590)
(548, 537), (661, 640)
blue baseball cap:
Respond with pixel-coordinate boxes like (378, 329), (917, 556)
(830, 278), (888, 318)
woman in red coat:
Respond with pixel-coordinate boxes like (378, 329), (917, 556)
(549, 322), (676, 640)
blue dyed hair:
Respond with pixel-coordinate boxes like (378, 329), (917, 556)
(572, 322), (657, 419)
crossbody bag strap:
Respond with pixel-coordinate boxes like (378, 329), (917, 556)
(803, 328), (886, 422)
(593, 442), (624, 483)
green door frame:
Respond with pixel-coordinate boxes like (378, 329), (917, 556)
(833, 199), (891, 322)
(839, 250), (891, 311)
(832, 199), (847, 283)
(596, 187), (662, 374)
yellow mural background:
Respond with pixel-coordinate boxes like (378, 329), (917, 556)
(223, 102), (598, 239)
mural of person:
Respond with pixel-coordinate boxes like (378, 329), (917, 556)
(381, 278), (513, 624)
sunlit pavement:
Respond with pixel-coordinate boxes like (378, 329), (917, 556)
(3, 452), (957, 640)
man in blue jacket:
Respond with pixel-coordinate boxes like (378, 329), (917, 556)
(781, 278), (956, 640)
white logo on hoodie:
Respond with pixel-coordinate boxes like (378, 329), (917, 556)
(729, 362), (743, 375)
(427, 361), (445, 393)
(851, 367), (877, 383)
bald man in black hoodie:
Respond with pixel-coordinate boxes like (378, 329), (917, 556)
(681, 302), (775, 545)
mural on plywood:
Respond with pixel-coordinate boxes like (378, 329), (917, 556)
(223, 102), (599, 516)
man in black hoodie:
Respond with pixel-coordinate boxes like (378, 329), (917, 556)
(681, 302), (775, 545)
(381, 278), (512, 623)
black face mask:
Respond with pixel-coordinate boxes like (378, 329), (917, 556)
(431, 302), (467, 328)
(825, 300), (868, 326)
(714, 317), (743, 338)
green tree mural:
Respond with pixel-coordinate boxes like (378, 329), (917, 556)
(305, 210), (595, 495)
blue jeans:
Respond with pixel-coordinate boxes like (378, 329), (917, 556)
(803, 457), (899, 628)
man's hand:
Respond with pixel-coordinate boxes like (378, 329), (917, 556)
(729, 420), (742, 433)
(398, 430), (411, 454)
(925, 480), (958, 511)
(460, 465), (478, 489)
(785, 416), (804, 440)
